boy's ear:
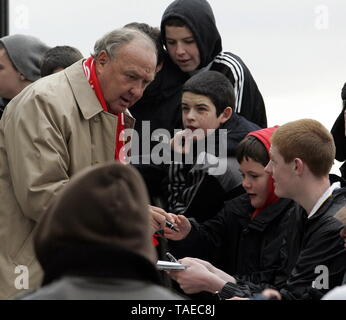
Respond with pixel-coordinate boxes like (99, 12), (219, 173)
(293, 158), (304, 175)
(219, 107), (233, 124)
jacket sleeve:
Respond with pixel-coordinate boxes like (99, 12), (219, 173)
(218, 204), (305, 299)
(331, 110), (346, 161)
(4, 92), (70, 222)
(279, 224), (346, 300)
(211, 53), (267, 128)
(169, 206), (231, 262)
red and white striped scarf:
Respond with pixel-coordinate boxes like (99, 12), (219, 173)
(83, 57), (125, 162)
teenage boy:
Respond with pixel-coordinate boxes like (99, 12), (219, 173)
(160, 0), (266, 128)
(163, 127), (304, 300)
(167, 70), (259, 222)
(0, 34), (50, 118)
(263, 119), (346, 299)
(40, 45), (83, 77)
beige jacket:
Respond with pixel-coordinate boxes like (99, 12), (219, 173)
(0, 60), (134, 299)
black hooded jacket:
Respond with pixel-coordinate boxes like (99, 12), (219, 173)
(160, 0), (267, 128)
(168, 113), (260, 221)
(169, 195), (304, 297)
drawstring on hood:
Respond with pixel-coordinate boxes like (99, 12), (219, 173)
(161, 0), (222, 69)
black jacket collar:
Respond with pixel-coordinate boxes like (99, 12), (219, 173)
(230, 195), (302, 232)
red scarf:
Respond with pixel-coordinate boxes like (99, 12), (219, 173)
(83, 57), (125, 162)
(248, 126), (280, 219)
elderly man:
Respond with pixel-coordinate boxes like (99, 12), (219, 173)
(0, 28), (157, 299)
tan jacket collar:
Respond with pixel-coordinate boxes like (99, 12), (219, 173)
(65, 60), (103, 120)
(64, 60), (135, 128)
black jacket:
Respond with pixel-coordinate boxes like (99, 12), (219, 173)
(331, 109), (346, 162)
(221, 187), (346, 300)
(278, 188), (346, 300)
(331, 110), (346, 178)
(170, 195), (304, 294)
(160, 0), (267, 128)
(168, 113), (260, 221)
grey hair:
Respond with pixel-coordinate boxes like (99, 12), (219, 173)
(92, 28), (157, 60)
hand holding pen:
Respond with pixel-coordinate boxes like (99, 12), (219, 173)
(165, 220), (179, 232)
(149, 205), (177, 234)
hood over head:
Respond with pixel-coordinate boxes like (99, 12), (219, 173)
(248, 126), (280, 217)
(161, 0), (222, 68)
(0, 34), (50, 82)
(249, 126), (279, 155)
(34, 162), (157, 284)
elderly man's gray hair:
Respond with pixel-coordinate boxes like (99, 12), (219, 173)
(92, 28), (157, 60)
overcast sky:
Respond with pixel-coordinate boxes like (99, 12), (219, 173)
(8, 0), (346, 132)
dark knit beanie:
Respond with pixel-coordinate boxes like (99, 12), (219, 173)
(34, 162), (157, 273)
(0, 34), (50, 81)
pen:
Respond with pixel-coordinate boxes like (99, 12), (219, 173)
(166, 252), (179, 263)
(165, 220), (179, 232)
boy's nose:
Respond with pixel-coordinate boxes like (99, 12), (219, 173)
(242, 178), (251, 189)
(264, 161), (272, 174)
(185, 110), (196, 121)
(176, 42), (186, 55)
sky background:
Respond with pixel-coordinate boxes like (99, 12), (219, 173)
(8, 0), (346, 171)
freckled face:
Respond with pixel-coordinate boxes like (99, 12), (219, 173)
(182, 92), (229, 134)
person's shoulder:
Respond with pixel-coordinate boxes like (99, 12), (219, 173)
(225, 112), (260, 132)
(14, 72), (70, 104)
(212, 51), (245, 65)
(4, 74), (75, 123)
(223, 192), (251, 212)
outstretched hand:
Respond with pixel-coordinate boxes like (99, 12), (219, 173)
(164, 214), (192, 240)
(149, 205), (175, 234)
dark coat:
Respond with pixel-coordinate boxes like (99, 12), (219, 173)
(169, 195), (304, 294)
(161, 0), (267, 128)
(331, 110), (346, 178)
(221, 187), (346, 300)
(279, 188), (346, 300)
(168, 113), (260, 221)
